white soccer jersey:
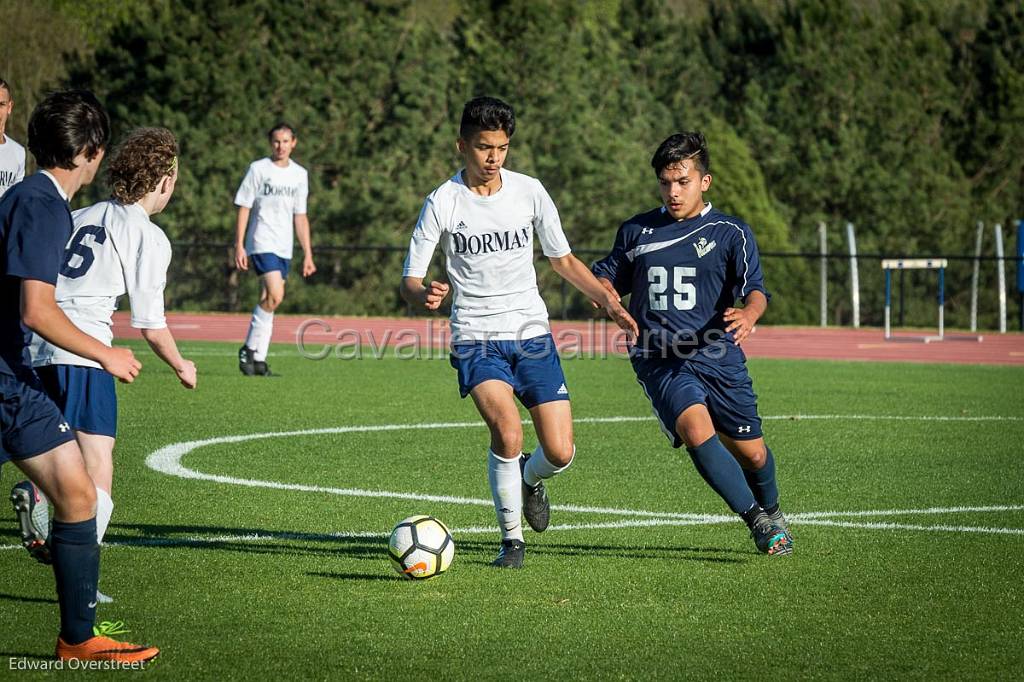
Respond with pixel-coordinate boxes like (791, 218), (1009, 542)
(30, 200), (172, 369)
(234, 157), (308, 259)
(0, 135), (26, 198)
(403, 168), (572, 342)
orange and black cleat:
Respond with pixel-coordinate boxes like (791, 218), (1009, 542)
(56, 622), (159, 664)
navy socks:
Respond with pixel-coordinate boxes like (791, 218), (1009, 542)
(686, 434), (758, 515)
(51, 517), (99, 644)
(743, 446), (780, 512)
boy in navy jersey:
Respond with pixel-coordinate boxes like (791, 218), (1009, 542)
(0, 90), (159, 661)
(592, 132), (792, 556)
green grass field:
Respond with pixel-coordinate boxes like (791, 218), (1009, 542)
(2, 341), (1023, 679)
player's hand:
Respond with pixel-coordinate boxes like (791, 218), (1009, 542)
(101, 346), (142, 383)
(591, 277), (620, 309)
(603, 298), (638, 345)
(723, 306), (758, 345)
(235, 246), (248, 271)
(176, 359), (197, 389)
(302, 257), (317, 278)
(423, 281), (450, 310)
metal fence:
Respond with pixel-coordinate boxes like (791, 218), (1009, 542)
(162, 239), (1024, 332)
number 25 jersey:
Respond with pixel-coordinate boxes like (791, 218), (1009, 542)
(592, 203), (768, 363)
(31, 200), (171, 369)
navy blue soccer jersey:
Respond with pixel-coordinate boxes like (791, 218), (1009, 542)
(0, 173), (74, 376)
(592, 203), (769, 363)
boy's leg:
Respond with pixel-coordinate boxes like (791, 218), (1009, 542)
(15, 441), (99, 645)
(516, 334), (574, 532)
(241, 264), (286, 374)
(719, 434), (789, 541)
(78, 432), (115, 543)
(470, 380), (527, 567)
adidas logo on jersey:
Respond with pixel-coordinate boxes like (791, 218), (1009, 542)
(694, 236), (716, 258)
(454, 220), (468, 231)
(556, 384), (568, 395)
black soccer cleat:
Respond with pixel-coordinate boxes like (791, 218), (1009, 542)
(767, 507), (793, 546)
(253, 360), (274, 376)
(750, 511), (792, 556)
(490, 538), (525, 568)
(519, 453), (550, 533)
(238, 345), (256, 376)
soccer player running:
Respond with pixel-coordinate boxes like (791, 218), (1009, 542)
(0, 77), (26, 199)
(14, 127), (197, 603)
(591, 132), (793, 556)
(0, 90), (159, 661)
(401, 97), (638, 568)
(234, 122), (315, 376)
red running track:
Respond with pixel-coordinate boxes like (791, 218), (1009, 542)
(112, 312), (1024, 366)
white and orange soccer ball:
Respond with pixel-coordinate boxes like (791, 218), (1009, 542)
(388, 515), (455, 580)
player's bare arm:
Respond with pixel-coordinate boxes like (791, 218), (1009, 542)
(21, 279), (141, 382)
(591, 276), (622, 309)
(294, 213), (316, 277)
(400, 276), (450, 311)
(548, 254), (638, 340)
(234, 206), (250, 270)
(724, 290), (768, 346)
(140, 326), (197, 389)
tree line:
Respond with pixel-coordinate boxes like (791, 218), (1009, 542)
(2, 0), (1020, 327)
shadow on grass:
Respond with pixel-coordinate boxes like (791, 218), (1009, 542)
(103, 523), (748, 564)
(306, 571), (397, 582)
(453, 538), (749, 566)
(0, 651), (51, 661)
(0, 592), (58, 605)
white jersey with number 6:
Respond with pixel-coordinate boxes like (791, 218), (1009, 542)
(403, 168), (572, 343)
(30, 200), (171, 369)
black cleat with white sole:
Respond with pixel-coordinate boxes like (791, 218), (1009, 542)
(490, 539), (525, 568)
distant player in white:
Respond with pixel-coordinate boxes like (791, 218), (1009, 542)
(401, 97), (637, 568)
(0, 77), (26, 198)
(234, 122), (315, 376)
(20, 127), (197, 601)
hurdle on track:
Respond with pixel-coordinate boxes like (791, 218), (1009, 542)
(882, 258), (956, 342)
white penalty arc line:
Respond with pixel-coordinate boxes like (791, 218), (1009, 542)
(143, 414), (1024, 522)
(134, 415), (1024, 540)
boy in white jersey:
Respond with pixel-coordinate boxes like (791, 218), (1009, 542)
(401, 97), (637, 568)
(234, 122), (315, 376)
(15, 127), (197, 600)
(0, 78), (27, 198)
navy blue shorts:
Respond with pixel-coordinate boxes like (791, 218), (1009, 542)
(0, 370), (76, 464)
(251, 252), (290, 280)
(450, 334), (570, 409)
(36, 365), (118, 438)
(631, 355), (762, 447)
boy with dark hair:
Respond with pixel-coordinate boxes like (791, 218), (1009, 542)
(0, 90), (159, 661)
(592, 131), (793, 556)
(0, 77), (26, 198)
(15, 127), (196, 604)
(401, 96), (637, 568)
(234, 121), (315, 376)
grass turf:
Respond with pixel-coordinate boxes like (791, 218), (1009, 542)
(1, 340), (1022, 679)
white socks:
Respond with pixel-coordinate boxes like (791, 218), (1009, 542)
(523, 445), (575, 487)
(95, 487), (113, 544)
(244, 305), (274, 361)
(487, 450), (523, 542)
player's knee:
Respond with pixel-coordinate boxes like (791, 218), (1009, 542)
(52, 479), (97, 519)
(544, 441), (575, 467)
(490, 424), (523, 457)
(265, 293), (283, 310)
(740, 445), (768, 469)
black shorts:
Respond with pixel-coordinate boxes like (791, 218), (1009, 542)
(1, 370), (76, 464)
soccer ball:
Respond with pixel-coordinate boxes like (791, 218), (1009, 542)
(388, 515), (455, 580)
